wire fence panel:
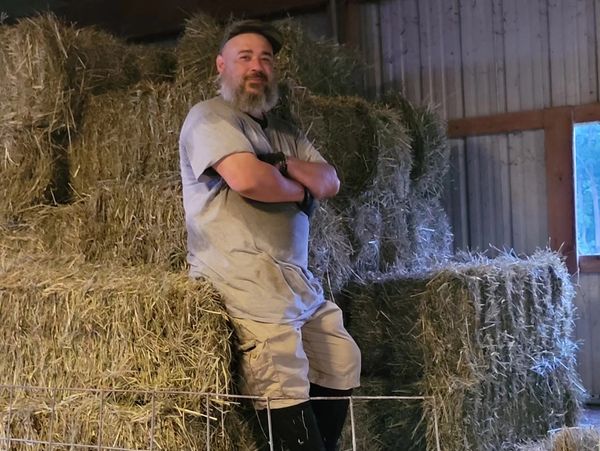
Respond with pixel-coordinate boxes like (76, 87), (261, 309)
(0, 384), (441, 451)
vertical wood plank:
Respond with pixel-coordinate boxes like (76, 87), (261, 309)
(544, 109), (576, 271)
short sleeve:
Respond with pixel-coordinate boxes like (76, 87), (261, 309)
(181, 103), (254, 180)
(296, 132), (327, 164)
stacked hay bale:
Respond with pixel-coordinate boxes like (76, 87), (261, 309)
(382, 94), (453, 271)
(0, 14), (175, 222)
(0, 13), (252, 450)
(420, 252), (581, 450)
(0, 259), (257, 450)
(0, 12), (582, 451)
(341, 251), (581, 450)
(516, 427), (600, 450)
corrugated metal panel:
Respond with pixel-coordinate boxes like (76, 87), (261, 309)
(443, 139), (469, 250)
(359, 2), (383, 98)
(503, 0), (551, 111)
(548, 0), (597, 105)
(444, 130), (547, 255)
(464, 134), (512, 252)
(507, 130), (548, 253)
(460, 0), (506, 116)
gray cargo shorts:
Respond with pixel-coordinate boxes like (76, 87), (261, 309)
(231, 300), (361, 409)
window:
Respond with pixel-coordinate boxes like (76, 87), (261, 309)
(573, 122), (600, 262)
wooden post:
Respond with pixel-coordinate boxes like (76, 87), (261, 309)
(544, 108), (577, 273)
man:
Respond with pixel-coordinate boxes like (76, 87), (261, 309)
(179, 19), (361, 451)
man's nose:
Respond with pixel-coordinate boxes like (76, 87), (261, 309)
(249, 57), (266, 72)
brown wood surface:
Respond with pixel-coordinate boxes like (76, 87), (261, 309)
(447, 110), (545, 138)
(339, 0), (361, 50)
(544, 109), (577, 273)
(579, 256), (600, 273)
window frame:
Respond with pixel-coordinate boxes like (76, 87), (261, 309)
(447, 103), (600, 274)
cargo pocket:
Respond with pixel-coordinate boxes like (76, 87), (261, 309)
(238, 338), (281, 400)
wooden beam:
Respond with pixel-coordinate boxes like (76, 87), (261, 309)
(447, 102), (600, 139)
(339, 0), (361, 50)
(447, 110), (544, 138)
(573, 102), (600, 123)
(544, 108), (577, 273)
(579, 256), (600, 273)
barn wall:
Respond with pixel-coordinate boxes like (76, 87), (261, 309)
(353, 0), (600, 397)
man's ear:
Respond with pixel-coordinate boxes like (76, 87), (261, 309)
(216, 55), (224, 74)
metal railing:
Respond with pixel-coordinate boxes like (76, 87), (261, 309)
(0, 384), (441, 451)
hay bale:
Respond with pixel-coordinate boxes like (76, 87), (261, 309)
(340, 251), (580, 450)
(76, 178), (186, 269)
(0, 15), (72, 132)
(0, 127), (59, 223)
(0, 14), (175, 133)
(176, 14), (361, 99)
(0, 261), (231, 392)
(341, 278), (425, 384)
(0, 388), (258, 451)
(309, 201), (354, 298)
(405, 194), (453, 272)
(384, 94), (449, 198)
(283, 91), (413, 276)
(1, 177), (186, 270)
(420, 250), (582, 451)
(339, 378), (426, 451)
(275, 19), (361, 96)
(69, 82), (191, 194)
(286, 92), (385, 200)
(0, 260), (258, 449)
(175, 13), (222, 100)
(516, 427), (600, 451)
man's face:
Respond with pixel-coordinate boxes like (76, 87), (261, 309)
(216, 33), (278, 116)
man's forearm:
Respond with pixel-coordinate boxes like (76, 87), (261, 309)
(236, 162), (306, 203)
(286, 157), (340, 199)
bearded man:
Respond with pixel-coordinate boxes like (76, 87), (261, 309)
(179, 20), (361, 451)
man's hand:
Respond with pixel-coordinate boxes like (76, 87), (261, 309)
(286, 156), (339, 200)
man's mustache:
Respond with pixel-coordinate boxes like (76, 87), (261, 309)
(244, 72), (268, 82)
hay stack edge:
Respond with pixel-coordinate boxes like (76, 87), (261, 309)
(0, 13), (582, 451)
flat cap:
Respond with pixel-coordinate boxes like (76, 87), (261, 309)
(220, 19), (283, 54)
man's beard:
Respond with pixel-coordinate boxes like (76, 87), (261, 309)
(218, 72), (279, 117)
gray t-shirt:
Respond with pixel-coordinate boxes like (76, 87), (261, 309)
(179, 96), (326, 323)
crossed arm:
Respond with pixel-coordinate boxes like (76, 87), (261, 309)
(213, 152), (340, 203)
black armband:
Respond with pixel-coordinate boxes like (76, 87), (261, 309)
(297, 187), (316, 218)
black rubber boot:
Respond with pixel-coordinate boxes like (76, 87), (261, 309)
(256, 401), (325, 451)
(309, 384), (353, 451)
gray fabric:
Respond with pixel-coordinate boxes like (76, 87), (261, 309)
(179, 96), (326, 323)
